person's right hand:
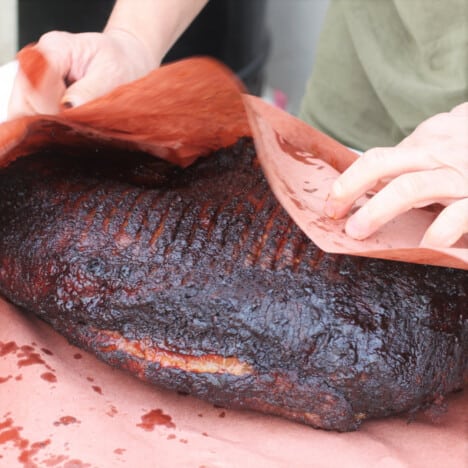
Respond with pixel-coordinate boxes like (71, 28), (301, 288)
(8, 28), (158, 119)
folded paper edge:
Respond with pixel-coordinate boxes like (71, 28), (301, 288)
(242, 95), (468, 270)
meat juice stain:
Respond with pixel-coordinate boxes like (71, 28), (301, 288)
(167, 434), (176, 440)
(137, 409), (176, 431)
(86, 376), (94, 382)
(106, 405), (118, 417)
(41, 348), (54, 356)
(1, 342), (55, 381)
(0, 375), (12, 384)
(0, 417), (14, 431)
(41, 372), (57, 383)
(42, 454), (69, 466)
(0, 417), (51, 467)
(53, 416), (80, 426)
(0, 341), (18, 357)
(63, 460), (92, 468)
(218, 411), (226, 418)
(18, 438), (51, 465)
(17, 345), (47, 368)
(73, 353), (82, 360)
(114, 448), (126, 455)
(91, 385), (103, 395)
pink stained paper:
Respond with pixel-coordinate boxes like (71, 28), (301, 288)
(1, 297), (467, 468)
(243, 95), (468, 270)
(0, 53), (250, 170)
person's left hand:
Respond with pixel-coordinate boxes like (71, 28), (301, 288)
(324, 103), (468, 248)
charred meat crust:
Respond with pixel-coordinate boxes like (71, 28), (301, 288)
(0, 138), (466, 431)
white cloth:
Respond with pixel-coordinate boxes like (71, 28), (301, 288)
(0, 60), (18, 123)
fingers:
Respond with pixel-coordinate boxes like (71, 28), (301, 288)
(7, 29), (157, 119)
(7, 32), (73, 119)
(421, 198), (468, 247)
(64, 66), (113, 108)
(62, 48), (136, 108)
(325, 146), (441, 219)
(8, 61), (66, 118)
(450, 102), (468, 116)
(344, 168), (467, 240)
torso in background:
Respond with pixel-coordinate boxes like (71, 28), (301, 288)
(300, 0), (468, 150)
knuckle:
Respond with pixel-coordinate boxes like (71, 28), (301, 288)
(392, 174), (424, 200)
(361, 147), (390, 168)
(443, 169), (468, 196)
(37, 31), (69, 48)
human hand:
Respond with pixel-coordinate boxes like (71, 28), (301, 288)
(325, 103), (468, 248)
(8, 28), (158, 119)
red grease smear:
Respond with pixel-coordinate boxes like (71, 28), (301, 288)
(73, 353), (82, 360)
(114, 448), (126, 455)
(41, 372), (57, 383)
(18, 439), (51, 464)
(17, 345), (46, 368)
(106, 405), (118, 417)
(0, 417), (51, 466)
(86, 376), (94, 382)
(41, 348), (54, 356)
(53, 416), (80, 426)
(0, 418), (14, 430)
(43, 454), (69, 466)
(17, 45), (48, 90)
(137, 409), (176, 431)
(63, 460), (92, 468)
(92, 385), (103, 395)
(0, 341), (18, 357)
(0, 421), (27, 449)
(15, 375), (23, 381)
(0, 375), (12, 384)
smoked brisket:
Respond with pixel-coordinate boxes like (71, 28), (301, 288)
(0, 139), (466, 431)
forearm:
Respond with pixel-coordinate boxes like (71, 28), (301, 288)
(105, 0), (208, 65)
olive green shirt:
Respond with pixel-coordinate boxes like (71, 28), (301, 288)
(299, 0), (468, 150)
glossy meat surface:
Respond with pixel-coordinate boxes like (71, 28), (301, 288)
(0, 139), (466, 431)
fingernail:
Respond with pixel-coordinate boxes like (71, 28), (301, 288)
(325, 181), (344, 218)
(331, 180), (344, 199)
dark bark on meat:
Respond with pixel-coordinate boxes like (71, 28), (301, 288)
(0, 139), (466, 431)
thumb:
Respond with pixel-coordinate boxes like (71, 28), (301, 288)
(62, 59), (124, 109)
(62, 69), (109, 109)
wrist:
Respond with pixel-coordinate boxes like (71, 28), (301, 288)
(104, 27), (161, 72)
(104, 0), (208, 68)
